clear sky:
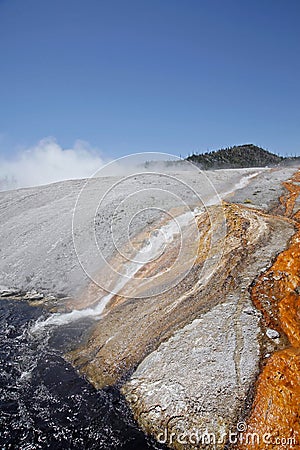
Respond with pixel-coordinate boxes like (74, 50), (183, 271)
(0, 0), (300, 160)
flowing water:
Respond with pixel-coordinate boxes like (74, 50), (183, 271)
(0, 299), (166, 449)
(32, 208), (198, 331)
(32, 171), (261, 331)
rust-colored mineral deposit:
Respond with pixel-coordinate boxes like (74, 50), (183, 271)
(238, 170), (300, 449)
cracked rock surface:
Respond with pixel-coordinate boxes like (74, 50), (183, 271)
(120, 208), (294, 449)
(123, 301), (260, 449)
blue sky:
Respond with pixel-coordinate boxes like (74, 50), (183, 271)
(0, 0), (300, 159)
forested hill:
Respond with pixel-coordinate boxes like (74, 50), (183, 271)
(186, 144), (299, 169)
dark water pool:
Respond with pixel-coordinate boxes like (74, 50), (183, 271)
(0, 299), (166, 450)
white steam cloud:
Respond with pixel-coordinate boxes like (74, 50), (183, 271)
(0, 138), (107, 190)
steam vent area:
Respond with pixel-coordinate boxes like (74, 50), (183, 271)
(1, 163), (300, 449)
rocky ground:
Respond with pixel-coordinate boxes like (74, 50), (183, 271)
(1, 164), (299, 449)
(120, 205), (294, 450)
(0, 166), (294, 296)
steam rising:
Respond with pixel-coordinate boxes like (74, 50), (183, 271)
(0, 138), (106, 190)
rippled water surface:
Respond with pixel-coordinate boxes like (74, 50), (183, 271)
(0, 299), (165, 449)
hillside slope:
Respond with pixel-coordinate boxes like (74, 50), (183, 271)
(186, 144), (299, 169)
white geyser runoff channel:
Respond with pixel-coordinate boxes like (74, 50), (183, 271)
(31, 209), (196, 333)
(31, 170), (261, 333)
